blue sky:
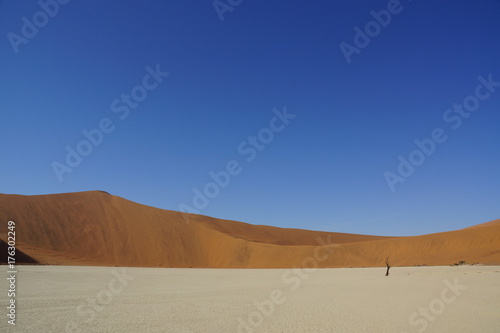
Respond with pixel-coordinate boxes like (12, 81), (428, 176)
(1, 0), (499, 236)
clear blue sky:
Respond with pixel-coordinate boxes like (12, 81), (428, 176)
(1, 0), (499, 236)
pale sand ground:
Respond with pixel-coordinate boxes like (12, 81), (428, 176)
(1, 265), (499, 332)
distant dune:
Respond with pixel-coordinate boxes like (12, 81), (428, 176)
(0, 191), (499, 268)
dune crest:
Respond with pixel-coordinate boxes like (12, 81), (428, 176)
(0, 191), (499, 268)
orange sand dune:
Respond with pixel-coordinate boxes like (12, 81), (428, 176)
(0, 191), (499, 268)
(463, 218), (500, 229)
(0, 240), (38, 264)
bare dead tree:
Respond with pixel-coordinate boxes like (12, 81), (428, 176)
(385, 257), (391, 276)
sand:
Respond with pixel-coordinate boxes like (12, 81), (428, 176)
(1, 191), (499, 268)
(0, 265), (499, 332)
(1, 191), (499, 331)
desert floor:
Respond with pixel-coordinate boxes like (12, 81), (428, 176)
(1, 265), (499, 332)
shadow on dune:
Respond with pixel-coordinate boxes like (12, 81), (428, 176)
(0, 239), (38, 264)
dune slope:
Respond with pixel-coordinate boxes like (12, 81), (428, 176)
(0, 191), (498, 268)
